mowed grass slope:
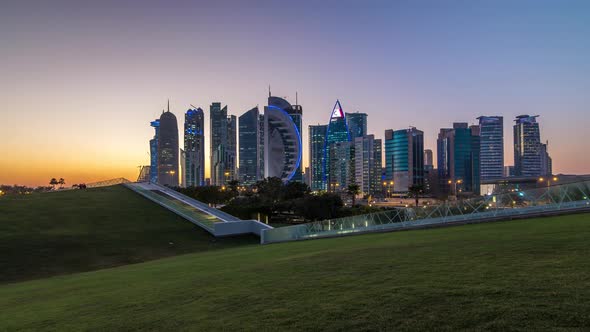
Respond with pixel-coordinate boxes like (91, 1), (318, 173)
(0, 185), (257, 284)
(2, 214), (590, 331)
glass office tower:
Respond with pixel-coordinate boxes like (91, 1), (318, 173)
(477, 116), (504, 180)
(264, 96), (302, 182)
(324, 100), (351, 184)
(437, 123), (481, 195)
(354, 135), (382, 197)
(184, 107), (205, 187)
(239, 107), (260, 185)
(346, 112), (368, 139)
(384, 128), (424, 193)
(513, 115), (543, 177)
(309, 124), (328, 191)
(149, 119), (160, 183)
(210, 103), (235, 186)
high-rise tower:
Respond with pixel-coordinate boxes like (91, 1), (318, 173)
(346, 112), (368, 139)
(324, 100), (351, 185)
(157, 101), (179, 187)
(239, 107), (260, 185)
(263, 96), (302, 182)
(184, 107), (205, 187)
(309, 124), (328, 191)
(384, 128), (424, 193)
(477, 116), (504, 180)
(513, 115), (545, 177)
(149, 119), (160, 183)
(437, 123), (480, 195)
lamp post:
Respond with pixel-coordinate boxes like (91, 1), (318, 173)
(538, 176), (558, 188)
(447, 179), (463, 197)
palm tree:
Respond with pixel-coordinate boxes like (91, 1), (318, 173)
(49, 178), (58, 190)
(408, 184), (424, 207)
(58, 178), (65, 189)
(347, 183), (361, 206)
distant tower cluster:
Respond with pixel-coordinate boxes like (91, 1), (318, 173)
(144, 94), (554, 202)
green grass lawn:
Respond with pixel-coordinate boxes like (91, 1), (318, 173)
(0, 185), (257, 284)
(1, 213), (590, 331)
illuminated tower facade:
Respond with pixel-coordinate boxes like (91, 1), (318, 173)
(184, 107), (205, 187)
(263, 96), (302, 182)
(324, 100), (351, 185)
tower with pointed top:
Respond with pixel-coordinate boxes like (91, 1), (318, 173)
(324, 100), (351, 191)
(157, 101), (179, 186)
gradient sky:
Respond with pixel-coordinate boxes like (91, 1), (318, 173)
(1, 0), (589, 186)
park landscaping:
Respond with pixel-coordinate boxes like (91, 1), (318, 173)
(1, 199), (589, 331)
(0, 185), (257, 284)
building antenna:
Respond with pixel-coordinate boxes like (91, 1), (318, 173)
(268, 85), (271, 98)
(167, 99), (170, 112)
(296, 91), (298, 105)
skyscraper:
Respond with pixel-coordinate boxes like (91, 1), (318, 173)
(227, 115), (237, 181)
(180, 148), (186, 187)
(424, 149), (433, 170)
(384, 128), (424, 193)
(149, 119), (160, 183)
(157, 102), (179, 187)
(324, 100), (351, 185)
(309, 124), (328, 191)
(264, 96), (302, 182)
(354, 135), (382, 197)
(329, 141), (354, 192)
(346, 112), (368, 139)
(477, 116), (504, 180)
(540, 141), (552, 176)
(239, 107), (260, 186)
(210, 102), (234, 186)
(437, 123), (481, 195)
(513, 115), (545, 177)
(289, 103), (303, 182)
(184, 107), (205, 187)
(258, 113), (265, 180)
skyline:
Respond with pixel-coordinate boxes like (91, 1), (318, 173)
(2, 0), (590, 186)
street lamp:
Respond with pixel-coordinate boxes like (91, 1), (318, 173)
(539, 176), (558, 187)
(448, 179), (462, 196)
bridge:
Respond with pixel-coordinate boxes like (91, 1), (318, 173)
(125, 180), (590, 244)
(261, 179), (590, 244)
(125, 182), (272, 237)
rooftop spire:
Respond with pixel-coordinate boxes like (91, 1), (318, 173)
(167, 99), (170, 112)
(268, 85), (271, 98)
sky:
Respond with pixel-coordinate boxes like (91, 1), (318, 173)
(1, 0), (589, 187)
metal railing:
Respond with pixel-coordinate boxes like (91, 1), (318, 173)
(261, 180), (590, 244)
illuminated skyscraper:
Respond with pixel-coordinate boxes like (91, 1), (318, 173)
(477, 116), (504, 180)
(354, 135), (382, 197)
(324, 100), (351, 185)
(149, 119), (160, 183)
(210, 103), (235, 186)
(157, 102), (179, 187)
(346, 112), (367, 139)
(513, 115), (546, 177)
(239, 107), (260, 185)
(437, 123), (480, 194)
(309, 124), (327, 191)
(264, 95), (302, 182)
(329, 141), (354, 192)
(384, 128), (424, 193)
(184, 107), (205, 187)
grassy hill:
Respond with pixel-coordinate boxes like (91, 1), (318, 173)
(0, 185), (257, 284)
(1, 213), (590, 331)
